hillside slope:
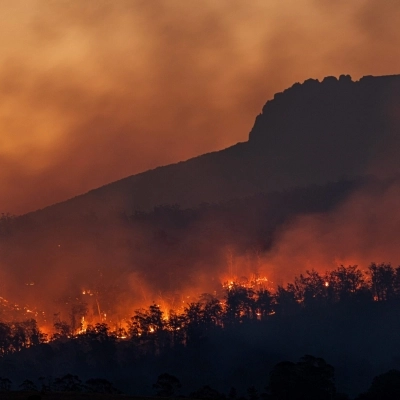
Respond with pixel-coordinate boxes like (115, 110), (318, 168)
(27, 74), (400, 219)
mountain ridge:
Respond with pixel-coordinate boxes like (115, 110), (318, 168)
(26, 73), (400, 221)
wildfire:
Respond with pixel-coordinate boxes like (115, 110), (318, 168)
(79, 316), (87, 333)
(0, 296), (44, 321)
(0, 269), (274, 341)
(0, 259), (396, 357)
(222, 275), (273, 291)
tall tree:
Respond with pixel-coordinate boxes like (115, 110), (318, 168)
(268, 355), (335, 400)
(355, 369), (400, 400)
(153, 373), (181, 397)
(369, 263), (396, 301)
(328, 265), (366, 302)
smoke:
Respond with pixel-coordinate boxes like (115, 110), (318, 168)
(263, 178), (400, 285)
(1, 0), (400, 331)
(1, 0), (400, 214)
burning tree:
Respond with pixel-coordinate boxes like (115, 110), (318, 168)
(225, 284), (255, 323)
(129, 303), (165, 338)
(329, 265), (365, 297)
(129, 303), (169, 353)
(0, 319), (47, 354)
(70, 302), (88, 333)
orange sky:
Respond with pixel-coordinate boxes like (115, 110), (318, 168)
(1, 0), (400, 214)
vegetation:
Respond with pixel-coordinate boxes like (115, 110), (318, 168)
(2, 263), (400, 356)
(1, 263), (400, 397)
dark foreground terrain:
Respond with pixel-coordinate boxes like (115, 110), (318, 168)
(0, 393), (159, 400)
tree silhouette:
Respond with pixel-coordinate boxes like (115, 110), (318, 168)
(38, 376), (52, 393)
(0, 322), (12, 355)
(130, 303), (167, 353)
(190, 385), (226, 400)
(328, 265), (366, 302)
(86, 378), (120, 394)
(369, 263), (397, 301)
(355, 369), (400, 400)
(79, 323), (117, 368)
(19, 319), (47, 347)
(184, 302), (205, 344)
(167, 309), (186, 346)
(84, 322), (116, 343)
(200, 294), (223, 328)
(53, 373), (83, 392)
(69, 302), (88, 333)
(247, 386), (259, 400)
(255, 288), (273, 319)
(274, 285), (299, 316)
(228, 387), (237, 400)
(130, 303), (165, 338)
(53, 313), (72, 339)
(0, 377), (12, 391)
(225, 285), (255, 323)
(19, 379), (38, 391)
(267, 355), (335, 400)
(153, 373), (181, 397)
(293, 270), (328, 308)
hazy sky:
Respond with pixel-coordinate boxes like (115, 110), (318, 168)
(1, 0), (400, 214)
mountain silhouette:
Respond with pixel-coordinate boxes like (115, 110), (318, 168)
(27, 74), (400, 221)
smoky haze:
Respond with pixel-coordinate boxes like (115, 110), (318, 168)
(2, 71), (400, 331)
(1, 0), (400, 214)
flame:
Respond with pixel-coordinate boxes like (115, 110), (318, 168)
(222, 274), (273, 291)
(0, 260), (373, 339)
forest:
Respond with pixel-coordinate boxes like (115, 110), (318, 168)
(2, 263), (400, 399)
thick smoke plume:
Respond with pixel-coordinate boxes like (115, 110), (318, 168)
(1, 0), (400, 214)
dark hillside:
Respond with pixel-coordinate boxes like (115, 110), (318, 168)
(26, 74), (400, 222)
